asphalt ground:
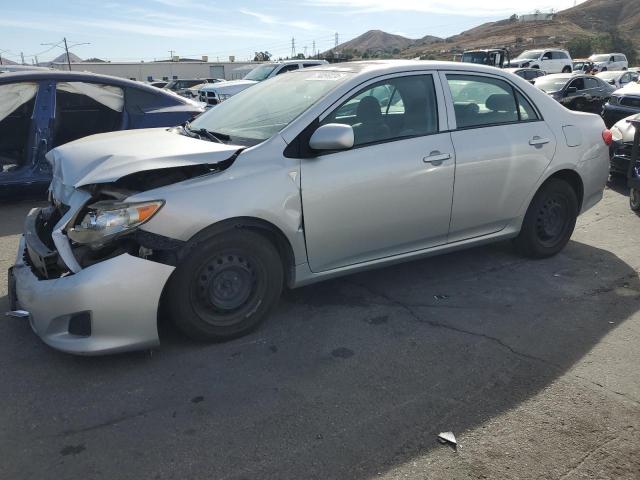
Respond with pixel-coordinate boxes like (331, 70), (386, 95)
(0, 181), (638, 479)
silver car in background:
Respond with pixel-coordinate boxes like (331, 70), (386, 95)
(9, 60), (611, 355)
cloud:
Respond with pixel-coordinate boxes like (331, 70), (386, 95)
(305, 0), (586, 16)
(239, 9), (320, 30)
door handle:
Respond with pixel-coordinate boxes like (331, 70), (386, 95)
(529, 136), (550, 146)
(423, 152), (451, 166)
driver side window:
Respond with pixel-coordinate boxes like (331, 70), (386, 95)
(322, 75), (438, 147)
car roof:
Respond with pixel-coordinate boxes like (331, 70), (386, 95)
(0, 70), (192, 102)
(309, 59), (523, 77)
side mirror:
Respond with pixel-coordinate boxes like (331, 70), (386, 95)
(567, 86), (578, 94)
(309, 123), (354, 151)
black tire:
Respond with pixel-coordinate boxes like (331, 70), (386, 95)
(601, 67), (608, 72)
(513, 178), (579, 258)
(562, 66), (572, 73)
(630, 188), (640, 212)
(166, 230), (283, 341)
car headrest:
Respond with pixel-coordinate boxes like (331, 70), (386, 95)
(486, 94), (516, 112)
(356, 96), (383, 123)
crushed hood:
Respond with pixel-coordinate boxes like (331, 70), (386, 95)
(47, 127), (242, 189)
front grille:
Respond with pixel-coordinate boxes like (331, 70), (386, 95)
(615, 142), (634, 159)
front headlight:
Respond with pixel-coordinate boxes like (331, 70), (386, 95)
(67, 200), (164, 246)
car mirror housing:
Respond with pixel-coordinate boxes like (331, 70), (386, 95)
(309, 123), (354, 151)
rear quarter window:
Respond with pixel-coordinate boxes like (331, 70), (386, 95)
(126, 87), (182, 112)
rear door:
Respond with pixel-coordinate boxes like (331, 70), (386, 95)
(441, 72), (557, 242)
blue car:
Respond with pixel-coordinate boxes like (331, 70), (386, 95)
(0, 71), (204, 199)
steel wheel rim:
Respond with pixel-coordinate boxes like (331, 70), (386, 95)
(191, 252), (259, 325)
(535, 193), (570, 247)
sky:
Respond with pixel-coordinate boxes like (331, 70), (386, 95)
(0, 0), (587, 64)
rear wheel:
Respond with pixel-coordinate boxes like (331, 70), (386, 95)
(562, 66), (572, 73)
(514, 178), (579, 258)
(166, 230), (283, 341)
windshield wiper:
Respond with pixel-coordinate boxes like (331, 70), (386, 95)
(183, 122), (229, 144)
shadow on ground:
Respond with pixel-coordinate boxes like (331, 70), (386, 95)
(1, 238), (638, 479)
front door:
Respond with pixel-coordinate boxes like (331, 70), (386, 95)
(301, 73), (455, 272)
(441, 72), (557, 242)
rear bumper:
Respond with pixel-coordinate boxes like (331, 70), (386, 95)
(12, 235), (174, 355)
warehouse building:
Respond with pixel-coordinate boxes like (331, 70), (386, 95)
(50, 58), (259, 82)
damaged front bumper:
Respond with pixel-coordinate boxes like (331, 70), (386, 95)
(10, 196), (175, 355)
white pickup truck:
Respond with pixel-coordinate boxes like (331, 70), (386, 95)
(198, 59), (328, 105)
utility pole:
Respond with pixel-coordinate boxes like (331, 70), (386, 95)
(303, 45), (308, 58)
(291, 37), (295, 58)
(20, 51), (25, 65)
(312, 40), (316, 58)
(168, 50), (175, 61)
(335, 32), (339, 48)
(34, 55), (39, 65)
(63, 37), (71, 70)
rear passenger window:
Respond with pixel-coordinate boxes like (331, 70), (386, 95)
(323, 75), (438, 147)
(447, 75), (519, 128)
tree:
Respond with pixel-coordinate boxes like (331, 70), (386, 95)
(253, 51), (272, 62)
(567, 37), (594, 58)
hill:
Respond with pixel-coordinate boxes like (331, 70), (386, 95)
(332, 0), (639, 63)
(333, 30), (441, 56)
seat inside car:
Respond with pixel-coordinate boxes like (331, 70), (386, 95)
(484, 93), (518, 123)
(352, 96), (391, 144)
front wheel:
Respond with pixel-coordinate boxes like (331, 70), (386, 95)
(562, 66), (572, 73)
(166, 230), (284, 341)
(513, 178), (579, 258)
(630, 188), (640, 212)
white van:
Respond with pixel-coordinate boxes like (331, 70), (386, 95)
(589, 53), (628, 72)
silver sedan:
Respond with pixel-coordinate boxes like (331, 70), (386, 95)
(9, 60), (611, 354)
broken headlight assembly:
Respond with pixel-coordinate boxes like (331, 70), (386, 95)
(67, 200), (164, 247)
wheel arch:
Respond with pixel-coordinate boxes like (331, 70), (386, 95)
(183, 216), (298, 288)
(542, 169), (584, 211)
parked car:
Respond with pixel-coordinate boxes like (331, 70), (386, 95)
(198, 59), (328, 105)
(602, 82), (640, 127)
(461, 49), (510, 68)
(588, 53), (628, 72)
(534, 73), (615, 113)
(572, 59), (596, 73)
(504, 67), (546, 84)
(182, 80), (225, 99)
(164, 78), (221, 97)
(510, 49), (572, 73)
(0, 71), (204, 198)
(596, 70), (639, 89)
(609, 113), (638, 175)
(147, 80), (168, 88)
(8, 60), (610, 355)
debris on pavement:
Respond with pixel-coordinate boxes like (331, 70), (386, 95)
(437, 431), (458, 450)
(433, 294), (449, 300)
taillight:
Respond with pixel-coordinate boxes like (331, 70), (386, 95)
(602, 129), (613, 146)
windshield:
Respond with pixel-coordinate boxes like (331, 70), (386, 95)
(461, 52), (488, 64)
(517, 50), (542, 60)
(190, 69), (353, 146)
(535, 76), (570, 93)
(243, 64), (278, 82)
(590, 54), (610, 62)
